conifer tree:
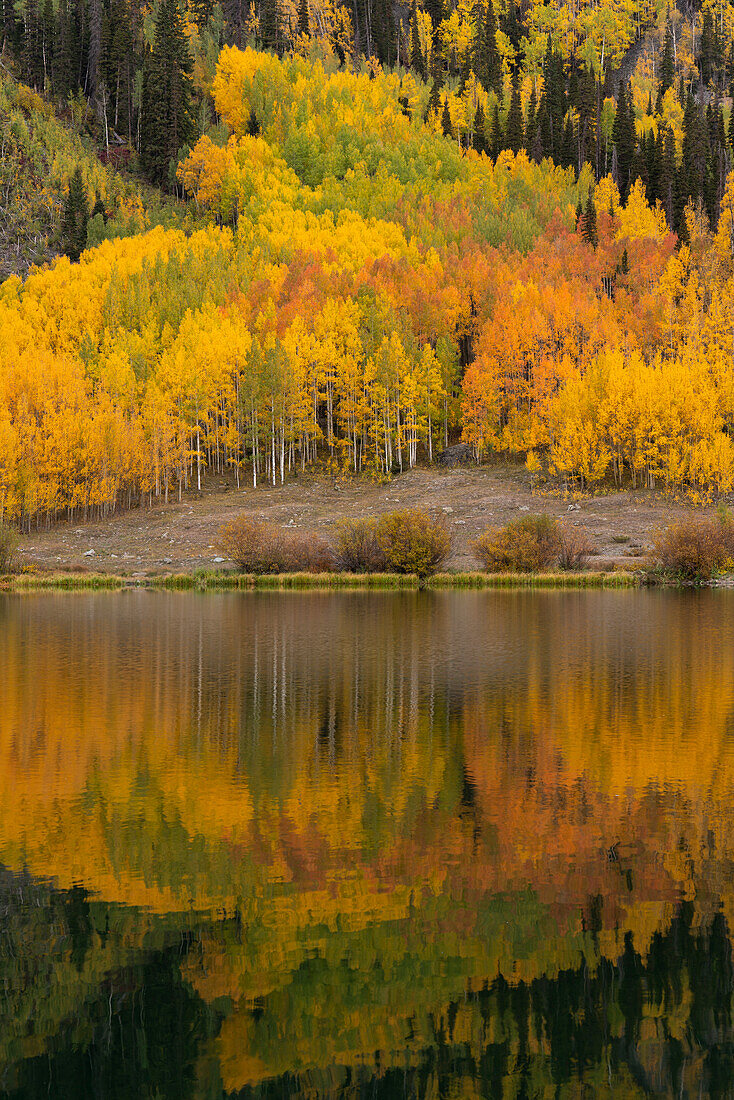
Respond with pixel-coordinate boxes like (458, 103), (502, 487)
(259, 0), (281, 53)
(139, 0), (195, 187)
(477, 0), (501, 96)
(700, 9), (715, 86)
(525, 86), (538, 159)
(441, 96), (453, 138)
(473, 102), (487, 154)
(561, 113), (575, 170)
(660, 124), (676, 226)
(582, 187), (597, 247)
(612, 82), (636, 203)
(61, 167), (89, 261)
(491, 101), (502, 158)
(657, 19), (674, 108)
(505, 71), (524, 152)
(297, 0), (309, 37)
(410, 1), (425, 80)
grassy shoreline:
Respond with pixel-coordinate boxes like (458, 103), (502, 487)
(0, 570), (641, 592)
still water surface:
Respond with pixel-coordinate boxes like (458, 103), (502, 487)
(1, 590), (734, 1097)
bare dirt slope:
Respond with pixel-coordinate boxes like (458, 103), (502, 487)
(15, 464), (714, 574)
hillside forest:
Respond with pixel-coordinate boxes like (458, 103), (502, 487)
(2, 0), (734, 526)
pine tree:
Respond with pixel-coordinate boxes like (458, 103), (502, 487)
(525, 86), (538, 159)
(660, 124), (676, 227)
(561, 113), (575, 170)
(505, 71), (524, 153)
(297, 0), (309, 37)
(62, 167), (89, 261)
(612, 82), (636, 203)
(473, 103), (487, 154)
(657, 18), (674, 109)
(491, 101), (502, 158)
(139, 0), (195, 187)
(682, 94), (708, 206)
(372, 0), (395, 67)
(425, 74), (443, 121)
(543, 40), (566, 163)
(582, 188), (597, 247)
(477, 0), (501, 96)
(425, 0), (443, 33)
(410, 2), (425, 80)
(259, 0), (281, 54)
(441, 96), (453, 138)
(700, 9), (715, 87)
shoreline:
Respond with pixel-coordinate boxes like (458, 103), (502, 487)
(1, 570), (642, 591)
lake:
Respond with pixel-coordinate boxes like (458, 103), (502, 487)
(1, 589), (734, 1098)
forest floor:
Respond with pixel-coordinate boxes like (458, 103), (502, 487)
(13, 462), (722, 575)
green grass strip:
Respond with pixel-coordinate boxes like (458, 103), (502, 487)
(0, 569), (641, 592)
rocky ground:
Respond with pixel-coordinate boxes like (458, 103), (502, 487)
(13, 462), (719, 576)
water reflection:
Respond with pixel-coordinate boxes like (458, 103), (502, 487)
(1, 590), (734, 1096)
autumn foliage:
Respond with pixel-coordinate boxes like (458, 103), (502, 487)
(218, 515), (333, 572)
(374, 508), (451, 577)
(3, 52), (734, 530)
(654, 515), (734, 580)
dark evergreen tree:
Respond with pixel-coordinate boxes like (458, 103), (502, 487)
(505, 70), (524, 153)
(259, 0), (282, 53)
(477, 0), (501, 96)
(501, 0), (523, 68)
(90, 190), (106, 221)
(410, 1), (425, 80)
(612, 81), (636, 203)
(659, 124), (676, 227)
(490, 101), (502, 158)
(673, 157), (690, 240)
(297, 0), (309, 36)
(62, 167), (89, 261)
(441, 96), (453, 139)
(682, 93), (709, 208)
(371, 0), (395, 67)
(425, 74), (443, 121)
(473, 102), (487, 154)
(542, 40), (566, 162)
(700, 8), (715, 87)
(575, 196), (583, 226)
(561, 113), (575, 170)
(657, 18), (674, 109)
(425, 0), (443, 33)
(525, 86), (538, 159)
(21, 0), (45, 89)
(54, 0), (82, 98)
(139, 0), (195, 187)
(582, 188), (597, 247)
(573, 64), (596, 168)
(537, 95), (552, 160)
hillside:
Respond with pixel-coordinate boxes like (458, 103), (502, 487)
(0, 13), (734, 532)
(0, 69), (189, 278)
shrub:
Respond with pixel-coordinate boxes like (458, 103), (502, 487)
(472, 514), (562, 573)
(218, 515), (333, 573)
(654, 518), (733, 580)
(334, 518), (387, 572)
(557, 523), (595, 570)
(281, 531), (334, 573)
(374, 508), (451, 578)
(0, 522), (18, 572)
